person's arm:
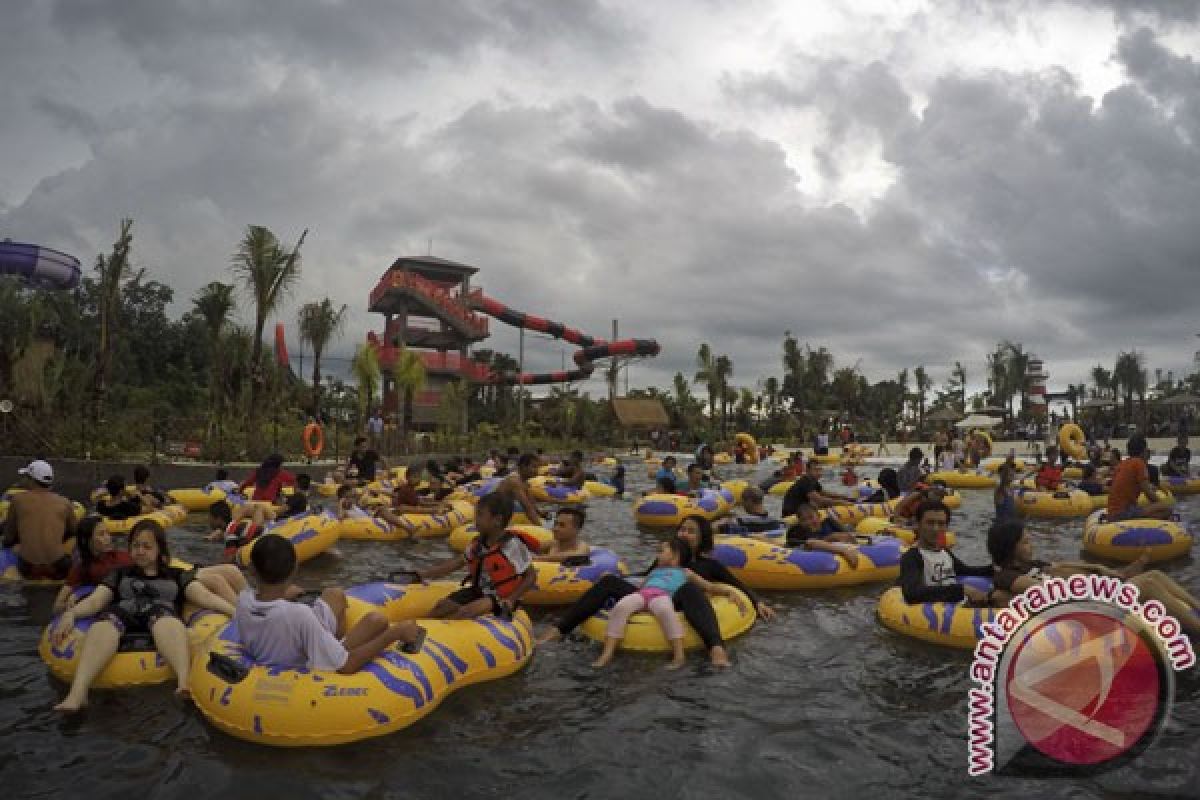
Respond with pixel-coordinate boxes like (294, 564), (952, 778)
(51, 585), (115, 645)
(686, 570), (750, 612)
(53, 584), (74, 612)
(950, 553), (995, 578)
(899, 549), (965, 604)
(417, 554), (466, 581)
(698, 558), (773, 620)
(502, 568), (537, 610)
(517, 487), (542, 526)
(184, 580), (236, 617)
(1139, 478), (1161, 502)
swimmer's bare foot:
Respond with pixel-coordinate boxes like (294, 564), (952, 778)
(535, 627), (562, 645)
(53, 696), (87, 714)
(665, 657), (686, 670)
(174, 685), (192, 703)
(842, 548), (861, 569)
(590, 654), (612, 668)
(709, 646), (731, 668)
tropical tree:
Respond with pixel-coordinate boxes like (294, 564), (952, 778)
(782, 332), (803, 408)
(192, 281), (237, 437)
(986, 346), (1008, 412)
(714, 354), (734, 436)
(350, 343), (381, 427)
(1001, 340), (1030, 419)
(951, 361), (967, 410)
(297, 297), (347, 419)
(92, 219), (136, 428)
(694, 343), (718, 432)
(831, 366), (861, 418)
(1091, 365), (1113, 400)
(393, 347), (428, 441)
(1112, 351), (1147, 424)
(913, 365), (931, 437)
(230, 225), (306, 455)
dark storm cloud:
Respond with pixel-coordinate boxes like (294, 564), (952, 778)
(48, 0), (632, 85)
(4, 3), (1200, 397)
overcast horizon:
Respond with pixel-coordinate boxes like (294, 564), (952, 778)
(3, 0), (1200, 399)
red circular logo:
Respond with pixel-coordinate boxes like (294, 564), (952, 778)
(1004, 611), (1162, 766)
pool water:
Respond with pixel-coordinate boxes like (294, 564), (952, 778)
(2, 460), (1197, 798)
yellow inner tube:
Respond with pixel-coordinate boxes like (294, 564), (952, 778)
(1082, 511), (1193, 563)
(190, 582), (535, 747)
(579, 588), (755, 652)
(1058, 422), (1087, 460)
(877, 587), (996, 650)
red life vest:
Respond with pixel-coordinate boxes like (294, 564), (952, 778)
(223, 520), (262, 560)
(464, 529), (542, 598)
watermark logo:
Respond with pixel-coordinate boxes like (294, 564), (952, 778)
(967, 575), (1194, 776)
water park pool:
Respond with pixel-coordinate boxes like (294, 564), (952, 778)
(2, 461), (1197, 798)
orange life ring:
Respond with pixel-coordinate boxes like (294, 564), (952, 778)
(302, 423), (324, 457)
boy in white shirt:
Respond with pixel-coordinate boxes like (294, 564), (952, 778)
(235, 536), (425, 673)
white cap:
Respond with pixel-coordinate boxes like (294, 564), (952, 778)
(18, 459), (54, 485)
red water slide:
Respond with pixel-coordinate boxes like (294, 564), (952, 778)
(468, 292), (660, 385)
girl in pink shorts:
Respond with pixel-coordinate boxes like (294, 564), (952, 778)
(592, 537), (749, 670)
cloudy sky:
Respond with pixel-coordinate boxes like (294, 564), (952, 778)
(3, 0), (1200, 399)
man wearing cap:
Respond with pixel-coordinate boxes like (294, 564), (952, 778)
(2, 460), (77, 580)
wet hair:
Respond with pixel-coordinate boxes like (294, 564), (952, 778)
(251, 533), (297, 584)
(477, 491), (514, 526)
(680, 514), (714, 555)
(209, 500), (233, 526)
(795, 502), (818, 519)
(75, 515), (106, 569)
(742, 486), (765, 507)
(517, 453), (538, 470)
(556, 506), (586, 529)
(295, 473), (312, 491)
(665, 535), (694, 569)
(998, 464), (1014, 484)
(215, 468), (229, 481)
(1081, 464), (1097, 479)
(686, 463), (702, 475)
(256, 454), (284, 489)
(987, 520), (1026, 566)
(876, 468), (900, 498)
(133, 465), (150, 484)
(1147, 464), (1160, 486)
(1127, 434), (1148, 458)
(914, 499), (950, 523)
(908, 447), (924, 463)
(663, 456), (677, 467)
(105, 474), (126, 497)
(129, 519), (171, 570)
(658, 476), (678, 494)
(336, 485), (354, 499)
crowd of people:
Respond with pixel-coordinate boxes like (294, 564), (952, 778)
(2, 428), (1196, 716)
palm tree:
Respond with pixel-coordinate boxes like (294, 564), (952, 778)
(1091, 365), (1113, 400)
(297, 298), (347, 419)
(986, 346), (1008, 413)
(1002, 340), (1030, 419)
(782, 332), (803, 408)
(92, 219), (136, 427)
(393, 347), (428, 442)
(192, 281), (237, 436)
(896, 368), (910, 423)
(714, 354), (733, 437)
(1113, 351), (1146, 424)
(350, 343), (381, 428)
(694, 343), (718, 433)
(952, 361), (967, 410)
(913, 365), (931, 437)
(230, 225), (306, 455)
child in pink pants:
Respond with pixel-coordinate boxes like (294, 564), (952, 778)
(592, 537), (748, 670)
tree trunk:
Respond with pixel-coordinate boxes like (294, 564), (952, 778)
(246, 316), (266, 457)
(311, 349), (323, 419)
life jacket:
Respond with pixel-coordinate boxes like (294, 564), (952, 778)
(223, 520), (261, 552)
(464, 529), (542, 598)
(1035, 465), (1063, 491)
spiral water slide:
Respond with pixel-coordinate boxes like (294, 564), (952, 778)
(469, 293), (660, 385)
(0, 241), (81, 290)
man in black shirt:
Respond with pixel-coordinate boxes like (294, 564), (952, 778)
(347, 436), (386, 482)
(1163, 434), (1192, 477)
(781, 461), (845, 517)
